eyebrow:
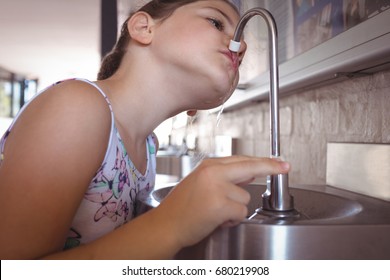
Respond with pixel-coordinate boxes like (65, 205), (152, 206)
(202, 6), (235, 26)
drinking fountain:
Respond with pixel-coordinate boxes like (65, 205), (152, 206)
(137, 8), (390, 260)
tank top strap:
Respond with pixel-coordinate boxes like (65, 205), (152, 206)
(73, 78), (114, 116)
(73, 78), (116, 163)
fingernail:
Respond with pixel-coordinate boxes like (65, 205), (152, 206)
(280, 161), (290, 171)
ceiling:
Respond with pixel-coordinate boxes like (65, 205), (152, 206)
(0, 0), (101, 89)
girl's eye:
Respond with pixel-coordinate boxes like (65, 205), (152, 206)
(208, 18), (224, 31)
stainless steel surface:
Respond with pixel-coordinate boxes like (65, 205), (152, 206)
(232, 7), (280, 159)
(231, 8), (294, 212)
(156, 154), (200, 179)
(327, 143), (390, 201)
(200, 223), (390, 260)
(262, 173), (294, 212)
(156, 155), (181, 178)
(137, 184), (390, 259)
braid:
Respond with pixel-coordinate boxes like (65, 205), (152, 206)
(97, 18), (131, 80)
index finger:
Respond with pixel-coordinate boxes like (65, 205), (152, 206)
(214, 157), (290, 184)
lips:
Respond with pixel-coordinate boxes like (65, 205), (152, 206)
(222, 50), (239, 70)
(230, 51), (239, 70)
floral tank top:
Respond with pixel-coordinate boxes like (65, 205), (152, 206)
(0, 78), (157, 250)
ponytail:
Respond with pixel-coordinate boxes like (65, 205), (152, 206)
(97, 18), (131, 80)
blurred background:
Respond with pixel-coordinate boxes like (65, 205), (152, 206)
(0, 0), (102, 133)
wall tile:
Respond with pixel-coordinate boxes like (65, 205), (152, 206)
(179, 70), (389, 185)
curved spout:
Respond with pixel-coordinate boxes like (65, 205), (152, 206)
(230, 8), (295, 213)
(230, 8), (280, 158)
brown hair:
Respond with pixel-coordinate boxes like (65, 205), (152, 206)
(97, 0), (201, 80)
(97, 0), (239, 80)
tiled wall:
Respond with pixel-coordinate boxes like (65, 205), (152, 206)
(174, 69), (390, 186)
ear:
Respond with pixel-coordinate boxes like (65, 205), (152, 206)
(127, 12), (155, 45)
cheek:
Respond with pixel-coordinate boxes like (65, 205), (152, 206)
(161, 18), (204, 47)
(153, 28), (204, 70)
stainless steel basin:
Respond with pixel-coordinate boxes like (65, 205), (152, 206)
(136, 184), (390, 259)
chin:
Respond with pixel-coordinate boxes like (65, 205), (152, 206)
(201, 91), (234, 109)
(208, 79), (235, 95)
(214, 81), (237, 102)
(196, 72), (238, 107)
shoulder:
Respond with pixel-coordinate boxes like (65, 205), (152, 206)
(44, 79), (110, 110)
(4, 78), (112, 173)
(37, 78), (112, 153)
(30, 79), (112, 133)
(0, 79), (115, 258)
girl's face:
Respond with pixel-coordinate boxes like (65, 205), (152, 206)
(151, 0), (246, 109)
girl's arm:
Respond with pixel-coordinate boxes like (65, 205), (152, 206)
(0, 80), (289, 260)
(0, 80), (112, 259)
(46, 156), (289, 260)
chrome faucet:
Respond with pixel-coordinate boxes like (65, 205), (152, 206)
(229, 8), (296, 216)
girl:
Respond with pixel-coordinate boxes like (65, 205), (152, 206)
(0, 0), (289, 259)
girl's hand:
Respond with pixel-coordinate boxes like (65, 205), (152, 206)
(153, 156), (290, 248)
